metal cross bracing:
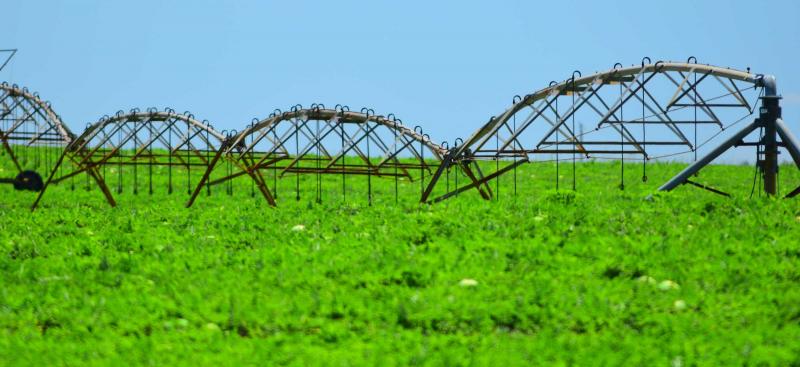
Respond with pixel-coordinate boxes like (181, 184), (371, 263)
(186, 104), (489, 207)
(422, 57), (800, 202)
(0, 49), (17, 73)
(31, 108), (226, 209)
(0, 82), (74, 193)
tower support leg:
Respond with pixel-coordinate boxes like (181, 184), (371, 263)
(761, 97), (781, 195)
(658, 121), (760, 192)
(776, 119), (800, 168)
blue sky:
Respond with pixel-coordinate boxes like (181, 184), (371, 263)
(3, 0), (799, 161)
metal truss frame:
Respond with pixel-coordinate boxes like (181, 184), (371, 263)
(32, 108), (226, 209)
(422, 59), (798, 202)
(187, 105), (490, 207)
(0, 82), (74, 181)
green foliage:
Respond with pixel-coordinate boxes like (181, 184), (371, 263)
(0, 159), (799, 366)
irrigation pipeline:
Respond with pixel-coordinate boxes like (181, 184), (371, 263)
(1, 58), (796, 208)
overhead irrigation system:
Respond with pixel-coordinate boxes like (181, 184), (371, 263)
(1, 48), (75, 193)
(31, 109), (226, 209)
(422, 58), (799, 202)
(186, 105), (464, 207)
(0, 50), (797, 209)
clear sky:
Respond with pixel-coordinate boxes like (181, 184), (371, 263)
(3, 0), (799, 162)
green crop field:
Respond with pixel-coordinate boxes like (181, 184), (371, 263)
(1, 158), (800, 366)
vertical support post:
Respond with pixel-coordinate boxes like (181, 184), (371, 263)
(760, 75), (780, 196)
(763, 108), (777, 195)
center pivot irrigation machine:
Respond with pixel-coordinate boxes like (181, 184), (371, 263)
(421, 58), (797, 202)
(0, 53), (796, 210)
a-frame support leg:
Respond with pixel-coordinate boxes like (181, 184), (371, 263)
(32, 149), (119, 210)
(84, 164), (117, 207)
(461, 162), (493, 200)
(776, 119), (800, 198)
(428, 158), (528, 203)
(31, 149), (69, 210)
(186, 143), (228, 207)
(241, 152), (277, 207)
(658, 120), (760, 192)
(420, 154), (452, 203)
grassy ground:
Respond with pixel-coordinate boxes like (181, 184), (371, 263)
(1, 159), (799, 366)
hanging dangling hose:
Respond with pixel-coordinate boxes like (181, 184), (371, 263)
(249, 121), (256, 198)
(613, 64), (624, 190)
(35, 121), (41, 171)
(132, 109), (139, 195)
(454, 138), (463, 194)
(750, 126), (765, 198)
(273, 110), (281, 199)
(205, 120), (211, 197)
(84, 124), (92, 190)
(228, 129), (236, 196)
(367, 118), (372, 206)
(442, 141), (450, 196)
(167, 117), (172, 194)
(185, 115), (190, 195)
(422, 133), (431, 202)
(552, 81), (560, 191)
(572, 71), (581, 191)
(117, 117), (123, 194)
(220, 129), (229, 196)
(148, 119), (153, 195)
(495, 118), (499, 201)
(688, 57), (698, 164)
(19, 101), (26, 169)
(415, 126), (424, 198)
(512, 95), (521, 199)
(642, 79), (647, 182)
(641, 57), (651, 183)
(340, 110), (346, 202)
(361, 108), (374, 206)
(292, 105), (302, 201)
(388, 113), (399, 204)
(274, 128), (279, 198)
(313, 106), (322, 204)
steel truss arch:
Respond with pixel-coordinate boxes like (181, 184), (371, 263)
(187, 106), (489, 207)
(0, 82), (74, 193)
(422, 60), (792, 202)
(33, 108), (226, 209)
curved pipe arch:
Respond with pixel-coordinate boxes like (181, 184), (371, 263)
(454, 62), (759, 158)
(71, 109), (225, 152)
(186, 106), (484, 207)
(0, 82), (74, 144)
(422, 60), (767, 203)
(228, 108), (448, 158)
(33, 109), (226, 209)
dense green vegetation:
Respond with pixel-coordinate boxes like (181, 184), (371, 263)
(1, 158), (799, 366)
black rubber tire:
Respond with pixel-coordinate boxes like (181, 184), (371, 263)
(14, 170), (44, 191)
